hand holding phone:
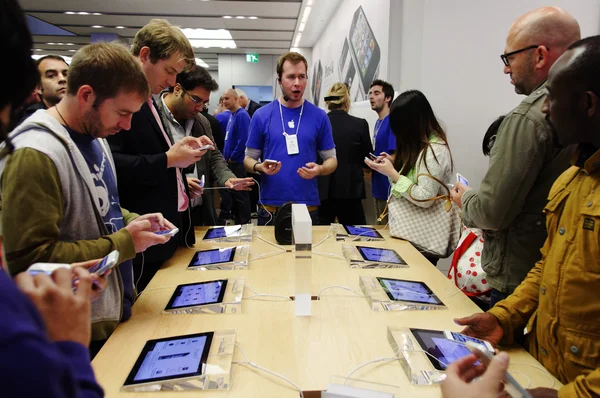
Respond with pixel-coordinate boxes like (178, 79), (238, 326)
(456, 173), (469, 186)
(261, 159), (281, 175)
(198, 144), (214, 151)
(465, 342), (532, 398)
(88, 250), (120, 277)
(154, 228), (179, 237)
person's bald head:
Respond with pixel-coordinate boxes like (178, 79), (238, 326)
(222, 87), (240, 112)
(503, 7), (580, 95)
(542, 35), (600, 147)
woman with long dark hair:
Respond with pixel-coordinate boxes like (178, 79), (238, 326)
(365, 90), (455, 265)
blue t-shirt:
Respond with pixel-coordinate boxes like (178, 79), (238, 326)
(215, 111), (231, 138)
(67, 128), (134, 321)
(372, 115), (396, 199)
(223, 108), (250, 163)
(246, 100), (335, 206)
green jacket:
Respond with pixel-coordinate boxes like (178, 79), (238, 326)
(461, 80), (575, 293)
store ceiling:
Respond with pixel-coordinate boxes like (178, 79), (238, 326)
(18, 0), (317, 71)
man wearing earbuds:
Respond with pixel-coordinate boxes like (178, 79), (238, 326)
(244, 52), (337, 225)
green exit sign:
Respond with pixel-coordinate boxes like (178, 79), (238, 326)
(246, 54), (259, 63)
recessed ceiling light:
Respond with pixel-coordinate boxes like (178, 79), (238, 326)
(91, 25), (103, 28)
(47, 42), (55, 45)
(66, 43), (75, 46)
(195, 58), (209, 68)
(68, 49), (76, 52)
(115, 26), (126, 29)
(181, 28), (233, 40)
(78, 12), (89, 15)
(223, 16), (232, 19)
(92, 12), (102, 15)
(65, 11), (75, 15)
(248, 16), (258, 20)
(236, 16), (245, 19)
(33, 48), (42, 51)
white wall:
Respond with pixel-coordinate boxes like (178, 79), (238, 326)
(208, 70), (220, 114)
(391, 0), (600, 272)
(217, 54), (278, 99)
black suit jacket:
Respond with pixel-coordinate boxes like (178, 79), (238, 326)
(107, 101), (193, 263)
(318, 110), (373, 200)
(201, 111), (225, 151)
(247, 100), (261, 118)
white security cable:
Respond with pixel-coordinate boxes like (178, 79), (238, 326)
(317, 286), (366, 300)
(225, 343), (304, 397)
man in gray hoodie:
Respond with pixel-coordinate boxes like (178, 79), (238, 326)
(0, 42), (173, 355)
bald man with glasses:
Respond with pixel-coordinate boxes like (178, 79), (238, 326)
(450, 7), (581, 307)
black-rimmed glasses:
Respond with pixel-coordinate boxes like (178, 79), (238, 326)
(500, 45), (548, 66)
(181, 87), (204, 105)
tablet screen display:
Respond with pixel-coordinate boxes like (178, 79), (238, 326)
(377, 277), (442, 305)
(357, 246), (404, 264)
(203, 227), (227, 240)
(124, 332), (214, 386)
(410, 328), (473, 371)
(188, 248), (236, 268)
(343, 226), (382, 239)
(165, 280), (228, 310)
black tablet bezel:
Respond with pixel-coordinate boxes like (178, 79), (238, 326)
(343, 225), (383, 239)
(376, 277), (443, 305)
(165, 279), (228, 311)
(356, 246), (405, 264)
(202, 227), (228, 240)
(123, 331), (214, 386)
(187, 247), (237, 269)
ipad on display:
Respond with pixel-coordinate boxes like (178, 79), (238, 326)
(123, 332), (214, 387)
(343, 225), (383, 239)
(356, 246), (405, 264)
(164, 280), (228, 311)
(187, 247), (236, 269)
(202, 225), (242, 240)
(376, 277), (442, 305)
(410, 328), (473, 371)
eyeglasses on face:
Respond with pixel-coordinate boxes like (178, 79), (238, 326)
(181, 86), (204, 105)
(500, 45), (549, 66)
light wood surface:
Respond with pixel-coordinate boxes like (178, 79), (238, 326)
(92, 226), (560, 397)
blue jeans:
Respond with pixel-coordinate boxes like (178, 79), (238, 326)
(257, 207), (318, 226)
(489, 288), (510, 308)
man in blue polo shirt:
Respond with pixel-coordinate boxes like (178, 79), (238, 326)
(219, 88), (251, 224)
(369, 79), (396, 224)
(244, 52), (338, 225)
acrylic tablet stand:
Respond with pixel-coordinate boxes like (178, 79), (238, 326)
(358, 276), (446, 312)
(331, 223), (385, 242)
(188, 245), (250, 271)
(163, 277), (245, 315)
(387, 326), (446, 386)
(203, 224), (253, 243)
(122, 329), (237, 392)
(342, 244), (408, 269)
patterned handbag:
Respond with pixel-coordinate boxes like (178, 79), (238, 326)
(387, 173), (462, 258)
(447, 227), (491, 295)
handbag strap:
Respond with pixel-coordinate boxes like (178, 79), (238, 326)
(407, 173), (453, 211)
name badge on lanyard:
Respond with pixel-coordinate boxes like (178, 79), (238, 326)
(279, 101), (303, 156)
(284, 132), (299, 155)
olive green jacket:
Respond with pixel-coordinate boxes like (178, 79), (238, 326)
(461, 80), (575, 293)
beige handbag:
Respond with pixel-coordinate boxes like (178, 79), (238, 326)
(386, 173), (462, 258)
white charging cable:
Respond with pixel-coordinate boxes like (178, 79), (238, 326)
(243, 284), (292, 301)
(224, 342), (304, 397)
(317, 286), (366, 300)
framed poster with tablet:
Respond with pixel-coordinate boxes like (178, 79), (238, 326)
(342, 244), (407, 269)
(122, 329), (236, 392)
(348, 6), (381, 99)
(187, 245), (250, 271)
(358, 276), (446, 312)
(333, 224), (384, 242)
(202, 224), (253, 242)
(164, 277), (245, 314)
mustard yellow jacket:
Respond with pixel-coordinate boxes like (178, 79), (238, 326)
(489, 145), (600, 397)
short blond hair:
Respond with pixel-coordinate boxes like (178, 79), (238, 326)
(325, 82), (350, 112)
(131, 19), (194, 66)
(67, 42), (149, 104)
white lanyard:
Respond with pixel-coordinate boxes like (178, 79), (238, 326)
(279, 100), (304, 136)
